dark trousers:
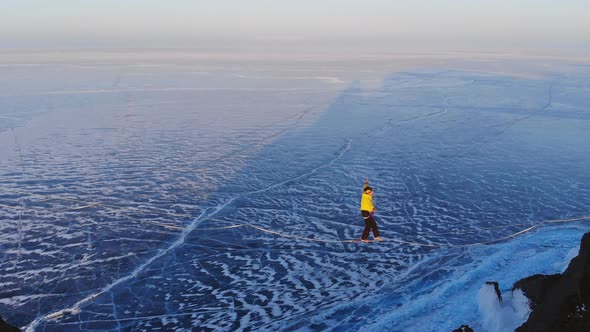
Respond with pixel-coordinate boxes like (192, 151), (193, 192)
(361, 210), (379, 240)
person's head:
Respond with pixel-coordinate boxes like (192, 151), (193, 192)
(364, 186), (373, 195)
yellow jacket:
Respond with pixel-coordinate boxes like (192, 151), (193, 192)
(360, 183), (374, 211)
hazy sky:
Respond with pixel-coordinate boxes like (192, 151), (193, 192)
(2, 0), (589, 52)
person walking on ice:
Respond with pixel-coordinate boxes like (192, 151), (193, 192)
(360, 179), (382, 242)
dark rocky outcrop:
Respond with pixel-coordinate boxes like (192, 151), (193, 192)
(513, 274), (561, 309)
(0, 316), (21, 332)
(485, 281), (503, 304)
(514, 232), (590, 332)
(452, 324), (474, 332)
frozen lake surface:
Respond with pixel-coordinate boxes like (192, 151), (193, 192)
(1, 52), (589, 331)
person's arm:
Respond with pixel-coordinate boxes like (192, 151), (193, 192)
(363, 179), (369, 190)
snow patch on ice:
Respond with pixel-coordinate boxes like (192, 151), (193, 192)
(477, 275), (545, 332)
(511, 289), (532, 322)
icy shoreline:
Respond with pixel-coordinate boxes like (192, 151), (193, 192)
(359, 226), (588, 332)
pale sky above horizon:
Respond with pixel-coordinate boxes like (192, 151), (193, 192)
(2, 0), (589, 52)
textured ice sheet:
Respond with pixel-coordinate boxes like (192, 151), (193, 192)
(1, 59), (590, 331)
